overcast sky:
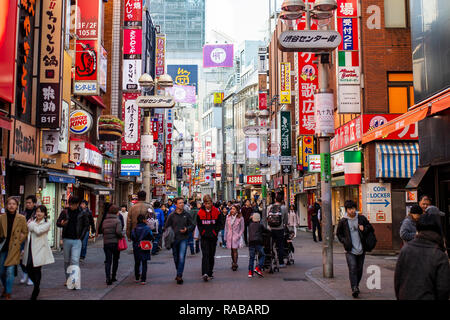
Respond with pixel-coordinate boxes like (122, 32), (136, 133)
(205, 0), (270, 44)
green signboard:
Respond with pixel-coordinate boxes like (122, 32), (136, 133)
(280, 111), (291, 157)
(320, 153), (331, 182)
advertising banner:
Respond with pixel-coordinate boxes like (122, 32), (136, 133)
(121, 158), (141, 176)
(76, 0), (101, 40)
(155, 111), (165, 163)
(122, 59), (142, 91)
(308, 155), (321, 172)
(58, 100), (69, 153)
(246, 137), (260, 159)
(203, 44), (234, 68)
(141, 135), (156, 162)
(364, 183), (392, 224)
(330, 116), (362, 153)
(259, 92), (267, 110)
(314, 93), (335, 135)
(121, 93), (141, 155)
(280, 63), (291, 104)
(247, 175), (263, 185)
(69, 110), (93, 135)
(300, 135), (314, 171)
(337, 0), (358, 17)
(166, 85), (196, 104)
(165, 144), (172, 181)
(0, 0), (18, 103)
(165, 109), (174, 145)
(155, 34), (166, 76)
(124, 0), (142, 27)
(338, 51), (360, 84)
(167, 65), (198, 93)
(337, 18), (358, 51)
(124, 29), (142, 59)
(99, 46), (107, 92)
(11, 121), (38, 165)
(362, 114), (419, 141)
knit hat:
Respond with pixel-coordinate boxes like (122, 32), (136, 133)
(409, 204), (422, 215)
(416, 213), (443, 235)
(425, 205), (445, 217)
(252, 213), (261, 222)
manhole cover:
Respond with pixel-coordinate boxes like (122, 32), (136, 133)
(283, 278), (307, 282)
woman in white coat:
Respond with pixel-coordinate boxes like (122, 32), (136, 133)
(23, 205), (55, 300)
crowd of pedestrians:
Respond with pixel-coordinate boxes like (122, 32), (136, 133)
(0, 190), (448, 300)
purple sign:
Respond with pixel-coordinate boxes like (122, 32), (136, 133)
(167, 85), (197, 104)
(203, 44), (234, 68)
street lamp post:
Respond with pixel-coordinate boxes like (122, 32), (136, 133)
(279, 0), (338, 278)
(138, 73), (174, 203)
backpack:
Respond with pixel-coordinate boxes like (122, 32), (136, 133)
(267, 205), (283, 228)
(358, 215), (377, 252)
(146, 212), (159, 234)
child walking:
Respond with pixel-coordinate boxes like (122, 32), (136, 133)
(247, 213), (269, 278)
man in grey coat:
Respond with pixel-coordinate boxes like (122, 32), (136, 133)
(400, 204), (422, 243)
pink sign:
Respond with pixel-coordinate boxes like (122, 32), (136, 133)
(330, 116), (362, 153)
(124, 29), (142, 57)
(203, 44), (234, 68)
(167, 85), (196, 104)
(362, 114), (419, 141)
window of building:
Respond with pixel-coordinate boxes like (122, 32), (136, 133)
(388, 72), (414, 113)
(384, 0), (407, 28)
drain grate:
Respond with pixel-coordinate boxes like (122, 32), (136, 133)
(283, 278), (307, 282)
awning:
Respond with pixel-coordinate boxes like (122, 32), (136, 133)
(405, 166), (430, 189)
(363, 87), (450, 144)
(376, 142), (419, 178)
(0, 115), (12, 131)
(85, 95), (106, 109)
(80, 182), (115, 195)
(48, 171), (76, 184)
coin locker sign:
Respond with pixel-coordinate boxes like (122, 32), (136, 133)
(364, 183), (392, 224)
(280, 62), (291, 104)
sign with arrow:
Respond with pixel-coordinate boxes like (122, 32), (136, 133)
(365, 183), (392, 224)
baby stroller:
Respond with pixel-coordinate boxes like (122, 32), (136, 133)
(284, 226), (295, 265)
(261, 231), (279, 273)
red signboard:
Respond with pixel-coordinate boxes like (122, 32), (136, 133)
(258, 92), (267, 110)
(75, 40), (98, 81)
(247, 175), (262, 185)
(76, 0), (101, 40)
(0, 0), (18, 103)
(155, 35), (166, 76)
(297, 8), (319, 135)
(124, 29), (142, 57)
(337, 0), (358, 17)
(362, 114), (419, 141)
(165, 144), (172, 181)
(124, 0), (142, 27)
(330, 116), (362, 153)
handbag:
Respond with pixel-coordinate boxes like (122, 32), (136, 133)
(139, 240), (152, 251)
(118, 237), (128, 251)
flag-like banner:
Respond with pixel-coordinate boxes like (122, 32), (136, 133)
(344, 150), (362, 185)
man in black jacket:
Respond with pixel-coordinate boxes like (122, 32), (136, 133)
(79, 200), (96, 261)
(57, 196), (90, 283)
(336, 200), (375, 298)
(394, 213), (449, 300)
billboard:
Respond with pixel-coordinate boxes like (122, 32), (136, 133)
(121, 158), (141, 176)
(203, 44), (234, 68)
(155, 34), (166, 76)
(166, 85), (196, 104)
(0, 0), (18, 103)
(167, 65), (198, 94)
(124, 0), (142, 27)
(124, 29), (142, 59)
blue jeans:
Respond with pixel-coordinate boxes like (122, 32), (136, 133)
(172, 239), (188, 277)
(63, 239), (82, 279)
(80, 232), (89, 258)
(152, 227), (162, 254)
(248, 245), (265, 271)
(345, 252), (365, 289)
(0, 251), (15, 294)
(220, 229), (226, 247)
(187, 232), (195, 254)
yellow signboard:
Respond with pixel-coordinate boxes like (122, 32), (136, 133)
(301, 135), (314, 170)
(280, 62), (291, 104)
(214, 92), (223, 104)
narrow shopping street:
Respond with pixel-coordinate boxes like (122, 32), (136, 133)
(9, 231), (397, 300)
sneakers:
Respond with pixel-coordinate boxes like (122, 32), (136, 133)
(176, 276), (184, 285)
(20, 274), (28, 284)
(140, 281), (147, 285)
(202, 274), (209, 282)
(208, 275), (214, 280)
(248, 271), (253, 278)
(254, 267), (264, 277)
(279, 264), (287, 268)
(27, 278), (34, 286)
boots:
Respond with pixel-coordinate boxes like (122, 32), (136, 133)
(231, 249), (238, 271)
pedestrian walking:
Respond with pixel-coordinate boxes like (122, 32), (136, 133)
(23, 205), (54, 300)
(101, 205), (124, 285)
(19, 195), (37, 286)
(309, 204), (322, 242)
(56, 196), (90, 285)
(225, 205), (245, 271)
(190, 201), (202, 254)
(164, 198), (194, 284)
(336, 200), (376, 298)
(248, 213), (269, 278)
(197, 195), (222, 282)
(241, 200), (253, 246)
(400, 204), (422, 244)
(152, 201), (165, 255)
(161, 203), (168, 223)
(131, 214), (154, 285)
(219, 205), (228, 248)
(0, 197), (28, 300)
(394, 213), (450, 300)
(288, 204), (299, 238)
(266, 192), (289, 268)
(126, 191), (151, 241)
(79, 200), (96, 261)
(120, 205), (128, 232)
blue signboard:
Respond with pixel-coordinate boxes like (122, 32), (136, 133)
(167, 65), (198, 94)
(342, 18), (353, 50)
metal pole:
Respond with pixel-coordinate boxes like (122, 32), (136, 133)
(143, 110), (152, 203)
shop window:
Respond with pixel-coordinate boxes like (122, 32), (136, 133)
(384, 0), (407, 28)
(388, 72), (414, 114)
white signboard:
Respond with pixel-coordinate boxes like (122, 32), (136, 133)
(314, 92), (334, 135)
(141, 135), (156, 162)
(58, 100), (69, 153)
(278, 30), (342, 52)
(338, 66), (360, 84)
(74, 82), (98, 95)
(365, 183), (392, 224)
(122, 59), (141, 91)
(136, 95), (175, 108)
(308, 154), (321, 172)
(124, 99), (139, 144)
(331, 152), (345, 174)
(338, 85), (361, 113)
(42, 131), (60, 155)
(70, 140), (85, 166)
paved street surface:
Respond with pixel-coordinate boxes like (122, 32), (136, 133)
(9, 231), (398, 300)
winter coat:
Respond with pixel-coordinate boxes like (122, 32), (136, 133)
(197, 206), (222, 240)
(164, 210), (195, 241)
(56, 208), (90, 240)
(190, 208), (200, 226)
(225, 215), (245, 249)
(102, 214), (124, 245)
(0, 213), (28, 267)
(248, 221), (269, 246)
(23, 219), (54, 267)
(336, 214), (374, 253)
(394, 230), (450, 300)
(241, 206), (253, 225)
(399, 216), (417, 243)
(126, 201), (151, 239)
(288, 210), (299, 227)
(131, 223), (154, 261)
(154, 208), (165, 231)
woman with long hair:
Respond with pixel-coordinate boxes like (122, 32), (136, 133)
(225, 205), (245, 271)
(23, 205), (55, 300)
(0, 197), (28, 300)
(101, 205), (124, 285)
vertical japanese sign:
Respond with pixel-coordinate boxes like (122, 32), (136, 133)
(301, 135), (314, 171)
(259, 92), (267, 110)
(16, 0), (37, 123)
(37, 0), (63, 128)
(123, 29), (142, 59)
(280, 111), (291, 157)
(165, 144), (172, 181)
(123, 59), (141, 91)
(155, 35), (166, 76)
(155, 110), (165, 163)
(0, 0), (18, 103)
(74, 0), (102, 95)
(42, 130), (60, 155)
(124, 0), (142, 27)
(280, 62), (291, 104)
(121, 93), (141, 156)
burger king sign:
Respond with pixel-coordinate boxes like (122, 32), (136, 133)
(70, 110), (93, 135)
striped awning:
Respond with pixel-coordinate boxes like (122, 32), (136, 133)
(376, 142), (419, 178)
